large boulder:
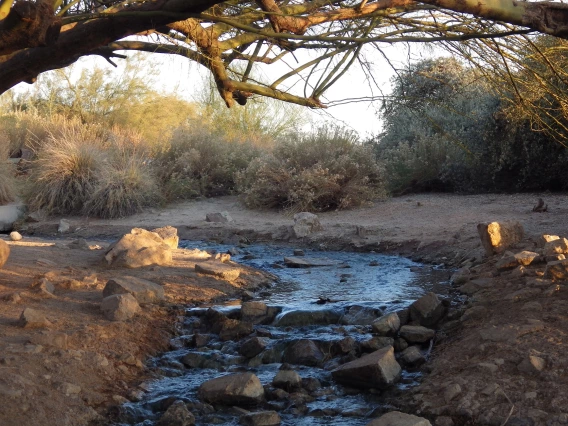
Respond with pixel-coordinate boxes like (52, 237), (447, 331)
(292, 212), (323, 238)
(198, 372), (264, 406)
(371, 313), (401, 336)
(409, 292), (445, 327)
(477, 221), (524, 256)
(104, 228), (172, 268)
(239, 337), (269, 358)
(282, 339), (325, 366)
(101, 294), (140, 321)
(0, 240), (10, 268)
(102, 276), (165, 304)
(366, 411), (431, 426)
(332, 346), (401, 389)
(399, 325), (435, 343)
(195, 263), (241, 281)
(151, 226), (179, 249)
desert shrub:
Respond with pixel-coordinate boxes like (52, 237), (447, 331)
(26, 123), (161, 217)
(154, 124), (261, 201)
(84, 153), (161, 219)
(0, 133), (16, 205)
(26, 126), (105, 215)
(237, 126), (386, 212)
(374, 56), (568, 194)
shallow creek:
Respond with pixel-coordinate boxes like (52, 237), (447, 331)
(115, 242), (452, 426)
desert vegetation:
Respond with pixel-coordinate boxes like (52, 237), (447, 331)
(2, 38), (568, 218)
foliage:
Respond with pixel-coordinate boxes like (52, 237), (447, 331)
(153, 123), (262, 201)
(2, 55), (196, 145)
(372, 56), (568, 193)
(238, 126), (385, 212)
(194, 76), (309, 146)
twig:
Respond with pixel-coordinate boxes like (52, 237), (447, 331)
(498, 389), (515, 426)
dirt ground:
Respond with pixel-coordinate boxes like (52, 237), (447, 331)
(1, 192), (567, 426)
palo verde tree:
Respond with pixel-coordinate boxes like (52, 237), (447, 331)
(2, 0), (568, 110)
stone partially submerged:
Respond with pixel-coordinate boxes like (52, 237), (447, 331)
(104, 228), (172, 268)
(198, 372), (264, 406)
(283, 256), (339, 268)
(331, 346), (401, 389)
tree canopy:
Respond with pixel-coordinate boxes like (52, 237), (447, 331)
(2, 0), (568, 108)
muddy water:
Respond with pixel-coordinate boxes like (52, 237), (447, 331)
(115, 242), (451, 426)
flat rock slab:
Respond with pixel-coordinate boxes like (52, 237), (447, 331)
(283, 257), (340, 268)
(103, 276), (165, 304)
(366, 411), (431, 426)
(198, 372), (264, 406)
(332, 346), (401, 389)
(399, 325), (435, 343)
(195, 263), (241, 281)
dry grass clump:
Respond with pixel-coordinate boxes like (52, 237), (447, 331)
(84, 154), (161, 219)
(153, 125), (261, 201)
(27, 126), (105, 215)
(26, 125), (161, 218)
(0, 133), (16, 205)
(237, 127), (386, 212)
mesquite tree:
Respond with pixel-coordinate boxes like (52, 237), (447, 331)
(2, 0), (568, 108)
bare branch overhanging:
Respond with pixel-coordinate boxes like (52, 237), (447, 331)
(0, 0), (567, 108)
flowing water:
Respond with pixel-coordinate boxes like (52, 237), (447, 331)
(115, 241), (451, 426)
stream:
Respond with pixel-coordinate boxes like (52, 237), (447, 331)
(114, 241), (452, 426)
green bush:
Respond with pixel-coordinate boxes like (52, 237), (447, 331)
(238, 126), (386, 212)
(153, 124), (261, 201)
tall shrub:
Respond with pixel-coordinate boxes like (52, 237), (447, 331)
(238, 126), (386, 212)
